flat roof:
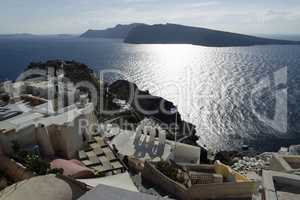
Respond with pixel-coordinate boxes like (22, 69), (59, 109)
(109, 130), (172, 161)
(9, 112), (44, 126)
(109, 128), (201, 164)
(0, 99), (93, 132)
(77, 172), (138, 192)
(78, 184), (172, 200)
(0, 101), (45, 131)
(37, 103), (93, 126)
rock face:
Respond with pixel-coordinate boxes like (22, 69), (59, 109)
(109, 80), (179, 123)
(125, 23), (300, 47)
(80, 23), (145, 39)
(109, 80), (197, 140)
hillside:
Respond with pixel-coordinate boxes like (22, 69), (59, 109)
(124, 23), (300, 47)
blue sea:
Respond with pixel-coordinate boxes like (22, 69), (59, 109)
(0, 36), (300, 151)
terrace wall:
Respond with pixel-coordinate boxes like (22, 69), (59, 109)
(142, 162), (187, 200)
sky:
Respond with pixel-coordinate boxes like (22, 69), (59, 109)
(0, 0), (300, 35)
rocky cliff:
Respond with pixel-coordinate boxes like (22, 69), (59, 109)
(109, 80), (198, 143)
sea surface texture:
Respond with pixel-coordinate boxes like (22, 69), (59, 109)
(0, 36), (299, 151)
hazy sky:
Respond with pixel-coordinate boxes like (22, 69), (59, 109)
(1, 0), (300, 34)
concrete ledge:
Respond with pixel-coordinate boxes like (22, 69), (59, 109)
(262, 170), (300, 200)
(270, 154), (293, 172)
(78, 183), (172, 200)
(186, 182), (258, 200)
(270, 154), (300, 174)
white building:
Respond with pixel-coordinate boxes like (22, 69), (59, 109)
(0, 94), (97, 159)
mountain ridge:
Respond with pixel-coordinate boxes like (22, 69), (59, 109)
(80, 23), (145, 39)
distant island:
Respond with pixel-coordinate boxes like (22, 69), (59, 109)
(0, 33), (36, 37)
(80, 23), (145, 39)
(0, 33), (77, 38)
(81, 23), (300, 47)
(124, 23), (300, 47)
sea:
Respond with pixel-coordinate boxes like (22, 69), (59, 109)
(0, 36), (300, 152)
